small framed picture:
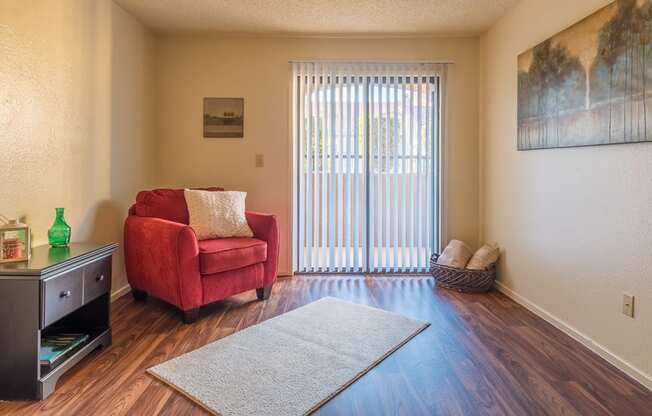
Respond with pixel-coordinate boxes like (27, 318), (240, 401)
(203, 97), (244, 138)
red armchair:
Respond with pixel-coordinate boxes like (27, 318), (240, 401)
(124, 188), (279, 323)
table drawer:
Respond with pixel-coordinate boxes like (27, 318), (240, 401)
(42, 268), (83, 327)
(83, 257), (111, 303)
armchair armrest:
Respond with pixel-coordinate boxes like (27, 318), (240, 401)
(246, 211), (280, 285)
(124, 216), (202, 310)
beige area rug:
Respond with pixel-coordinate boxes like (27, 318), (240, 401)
(148, 297), (429, 416)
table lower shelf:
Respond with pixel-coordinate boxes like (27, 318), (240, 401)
(38, 328), (111, 400)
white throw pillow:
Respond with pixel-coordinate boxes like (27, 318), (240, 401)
(184, 189), (253, 239)
(466, 242), (500, 270)
(436, 240), (473, 269)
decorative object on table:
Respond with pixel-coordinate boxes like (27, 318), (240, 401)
(430, 240), (499, 293)
(0, 215), (30, 263)
(518, 0), (652, 150)
(148, 297), (429, 416)
(48, 207), (71, 247)
(203, 97), (244, 138)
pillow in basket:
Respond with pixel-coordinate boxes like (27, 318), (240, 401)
(184, 189), (253, 239)
(466, 242), (500, 270)
(436, 240), (473, 269)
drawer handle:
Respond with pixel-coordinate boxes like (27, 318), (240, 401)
(96, 274), (105, 282)
(60, 290), (72, 298)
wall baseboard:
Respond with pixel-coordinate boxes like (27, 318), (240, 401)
(110, 284), (132, 302)
(494, 281), (651, 391)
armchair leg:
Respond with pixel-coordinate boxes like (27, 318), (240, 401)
(256, 284), (273, 301)
(182, 308), (200, 324)
(132, 289), (148, 302)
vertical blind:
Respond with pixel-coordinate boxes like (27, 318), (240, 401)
(292, 61), (444, 273)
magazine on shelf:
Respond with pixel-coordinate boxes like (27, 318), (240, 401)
(40, 333), (89, 369)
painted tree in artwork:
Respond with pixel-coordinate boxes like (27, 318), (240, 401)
(595, 12), (625, 141)
(517, 70), (533, 147)
(548, 44), (585, 145)
(637, 0), (652, 139)
(528, 41), (553, 146)
(591, 0), (652, 142)
(520, 40), (585, 147)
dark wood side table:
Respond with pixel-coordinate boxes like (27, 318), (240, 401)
(0, 242), (118, 400)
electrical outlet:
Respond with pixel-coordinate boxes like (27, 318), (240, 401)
(255, 154), (264, 168)
(622, 294), (634, 318)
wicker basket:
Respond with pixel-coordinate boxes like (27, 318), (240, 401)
(429, 253), (496, 293)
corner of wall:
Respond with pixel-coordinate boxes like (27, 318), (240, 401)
(108, 2), (158, 290)
(477, 33), (487, 246)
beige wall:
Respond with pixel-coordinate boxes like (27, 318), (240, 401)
(109, 3), (155, 290)
(480, 0), (652, 387)
(0, 0), (153, 292)
(152, 35), (481, 274)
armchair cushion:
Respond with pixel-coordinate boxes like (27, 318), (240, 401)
(135, 187), (223, 224)
(198, 237), (267, 275)
(185, 189), (253, 239)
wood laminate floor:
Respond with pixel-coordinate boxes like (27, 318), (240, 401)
(1, 275), (650, 415)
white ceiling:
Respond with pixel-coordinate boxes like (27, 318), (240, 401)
(114, 0), (519, 36)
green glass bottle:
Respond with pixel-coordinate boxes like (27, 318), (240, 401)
(48, 208), (71, 247)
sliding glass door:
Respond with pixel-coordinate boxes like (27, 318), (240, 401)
(293, 62), (442, 273)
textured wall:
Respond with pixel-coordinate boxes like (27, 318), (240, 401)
(109, 3), (155, 291)
(152, 36), (481, 274)
(480, 0), (652, 384)
(0, 0), (153, 292)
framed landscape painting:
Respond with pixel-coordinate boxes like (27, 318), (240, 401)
(517, 0), (652, 150)
(203, 97), (244, 138)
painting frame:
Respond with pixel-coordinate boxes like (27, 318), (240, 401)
(517, 0), (652, 151)
(203, 97), (244, 139)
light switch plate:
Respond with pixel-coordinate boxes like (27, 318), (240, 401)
(622, 294), (634, 318)
(255, 154), (264, 168)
